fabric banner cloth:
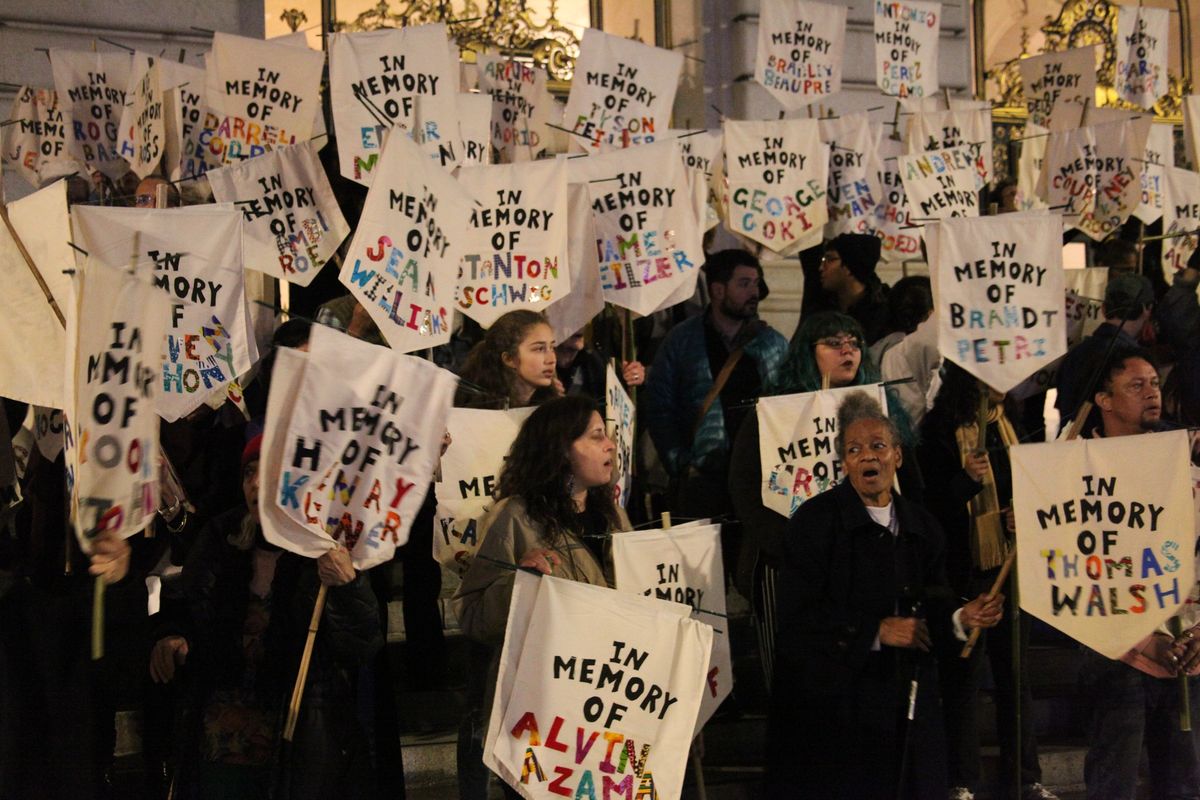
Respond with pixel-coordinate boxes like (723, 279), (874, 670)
(898, 144), (982, 224)
(484, 572), (712, 799)
(820, 113), (883, 237)
(605, 364), (635, 509)
(874, 0), (940, 100)
(477, 55), (554, 163)
(329, 25), (460, 184)
(545, 183), (606, 343)
(2, 87), (76, 187)
(1161, 165), (1200, 285)
(72, 204), (257, 422)
(1133, 123), (1174, 225)
(874, 136), (921, 261)
(122, 61), (165, 179)
(260, 325), (455, 570)
(1185, 96), (1200, 170)
(1115, 6), (1170, 109)
(562, 29), (683, 153)
(756, 384), (889, 517)
(1016, 122), (1049, 211)
(457, 92), (493, 165)
(0, 180), (73, 409)
(569, 140), (705, 315)
(208, 140), (350, 286)
(1013, 431), (1195, 658)
(64, 261), (169, 551)
(433, 406), (533, 576)
(1018, 47), (1097, 132)
(755, 0), (846, 110)
(455, 159), (570, 327)
(50, 50), (132, 179)
(723, 118), (829, 256)
(339, 130), (475, 352)
(202, 32), (324, 165)
(905, 107), (993, 187)
(926, 212), (1066, 393)
(162, 63), (218, 185)
(612, 523), (730, 737)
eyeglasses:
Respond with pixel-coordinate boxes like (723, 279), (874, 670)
(821, 253), (841, 264)
(1113, 378), (1161, 396)
(816, 336), (862, 351)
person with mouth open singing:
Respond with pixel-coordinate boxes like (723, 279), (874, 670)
(765, 391), (1003, 799)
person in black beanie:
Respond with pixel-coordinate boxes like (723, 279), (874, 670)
(805, 233), (891, 345)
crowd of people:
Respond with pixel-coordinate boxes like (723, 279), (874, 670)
(2, 171), (1200, 800)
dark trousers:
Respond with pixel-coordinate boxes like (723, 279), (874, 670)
(940, 578), (1042, 792)
(1080, 648), (1200, 800)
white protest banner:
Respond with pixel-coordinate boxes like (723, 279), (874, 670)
(1077, 120), (1149, 242)
(162, 63), (218, 186)
(605, 364), (635, 509)
(724, 118), (829, 255)
(674, 129), (723, 181)
(927, 212), (1066, 393)
(117, 53), (194, 165)
(1186, 96), (1200, 169)
(3, 87), (76, 187)
(1064, 267), (1108, 346)
(1115, 6), (1170, 109)
(546, 183), (606, 343)
(458, 93), (493, 165)
(1134, 124), (1174, 225)
(1007, 266), (1108, 405)
(202, 32), (324, 165)
(208, 140), (350, 286)
(612, 523), (730, 736)
(329, 25), (459, 184)
(571, 140), (706, 314)
(339, 131), (474, 352)
(1161, 166), (1200, 284)
(898, 144), (981, 223)
(874, 135), (922, 261)
(64, 261), (169, 549)
(906, 108), (992, 186)
(755, 0), (846, 109)
(562, 30), (683, 153)
(50, 50), (132, 179)
(261, 324), (456, 569)
(455, 159), (569, 327)
(124, 62), (165, 179)
(0, 181), (73, 409)
(820, 114), (883, 237)
(874, 0), (940, 100)
(1013, 431), (1194, 658)
(1018, 47), (1097, 132)
(1016, 122), (1049, 211)
(477, 55), (553, 163)
(433, 406), (533, 575)
(485, 573), (711, 799)
(72, 205), (256, 422)
(757, 384), (890, 517)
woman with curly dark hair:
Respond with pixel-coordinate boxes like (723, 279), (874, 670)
(917, 362), (1056, 800)
(455, 309), (560, 409)
(452, 396), (631, 795)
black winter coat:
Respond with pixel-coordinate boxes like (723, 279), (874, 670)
(765, 480), (953, 799)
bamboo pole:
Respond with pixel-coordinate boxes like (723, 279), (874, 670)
(283, 582), (329, 741)
(0, 203), (66, 326)
(1168, 617), (1193, 732)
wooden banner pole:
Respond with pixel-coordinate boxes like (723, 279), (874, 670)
(283, 582), (329, 741)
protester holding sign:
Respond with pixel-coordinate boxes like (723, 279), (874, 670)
(453, 396), (631, 794)
(917, 364), (1055, 800)
(767, 391), (1003, 797)
(150, 436), (383, 798)
(644, 249), (787, 581)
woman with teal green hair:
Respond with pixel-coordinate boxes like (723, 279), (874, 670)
(729, 310), (923, 687)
